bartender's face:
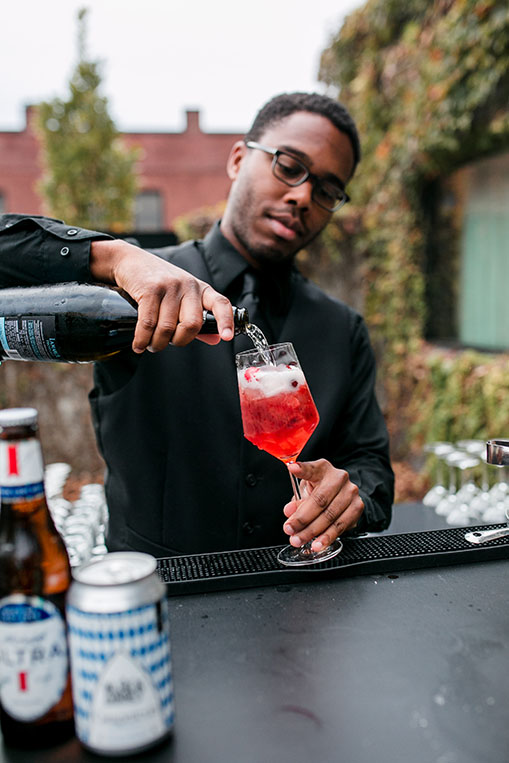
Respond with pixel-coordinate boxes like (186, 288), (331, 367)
(221, 111), (355, 268)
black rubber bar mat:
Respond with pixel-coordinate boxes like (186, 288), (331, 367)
(156, 524), (509, 595)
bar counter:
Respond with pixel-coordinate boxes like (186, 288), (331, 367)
(2, 504), (508, 763)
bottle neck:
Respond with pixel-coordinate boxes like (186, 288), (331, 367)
(0, 435), (49, 530)
(201, 306), (249, 335)
(0, 436), (45, 498)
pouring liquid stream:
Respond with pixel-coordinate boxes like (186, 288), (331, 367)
(244, 323), (273, 364)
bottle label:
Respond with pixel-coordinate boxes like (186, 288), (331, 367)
(0, 595), (69, 721)
(0, 316), (61, 361)
(0, 439), (45, 502)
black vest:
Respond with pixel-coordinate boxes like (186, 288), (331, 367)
(89, 240), (364, 557)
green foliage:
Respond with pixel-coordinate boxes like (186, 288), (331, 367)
(173, 201), (226, 242)
(35, 8), (139, 231)
(319, 0), (509, 463)
(403, 344), (509, 445)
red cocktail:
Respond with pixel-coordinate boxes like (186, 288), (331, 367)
(237, 364), (319, 462)
(235, 342), (342, 567)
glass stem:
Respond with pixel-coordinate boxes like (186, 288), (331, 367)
(287, 465), (302, 502)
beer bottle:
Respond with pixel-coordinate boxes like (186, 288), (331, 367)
(0, 408), (74, 747)
(0, 282), (250, 363)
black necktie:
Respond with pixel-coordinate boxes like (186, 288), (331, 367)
(234, 269), (274, 353)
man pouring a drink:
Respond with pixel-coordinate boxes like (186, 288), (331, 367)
(0, 92), (394, 559)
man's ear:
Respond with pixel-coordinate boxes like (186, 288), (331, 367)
(226, 141), (247, 181)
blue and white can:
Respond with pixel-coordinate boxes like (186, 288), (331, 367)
(66, 552), (175, 756)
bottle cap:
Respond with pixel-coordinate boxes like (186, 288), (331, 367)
(0, 407), (38, 429)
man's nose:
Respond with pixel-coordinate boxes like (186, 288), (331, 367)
(284, 179), (313, 208)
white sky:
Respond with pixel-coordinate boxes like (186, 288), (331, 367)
(1, 0), (362, 134)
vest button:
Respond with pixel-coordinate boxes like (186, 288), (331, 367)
(242, 522), (254, 535)
(245, 473), (257, 487)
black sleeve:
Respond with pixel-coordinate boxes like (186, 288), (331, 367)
(330, 313), (394, 532)
(0, 214), (113, 287)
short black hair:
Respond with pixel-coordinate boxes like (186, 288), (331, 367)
(245, 92), (361, 174)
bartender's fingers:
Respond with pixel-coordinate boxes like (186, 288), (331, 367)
(306, 500), (364, 552)
(199, 285), (235, 342)
(171, 284), (234, 347)
(132, 289), (175, 352)
(169, 287), (211, 347)
(282, 480), (311, 517)
(93, 239), (234, 352)
(135, 282), (233, 351)
(282, 460), (364, 548)
(153, 283), (234, 348)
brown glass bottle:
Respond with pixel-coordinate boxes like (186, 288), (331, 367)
(0, 282), (249, 362)
(0, 408), (74, 748)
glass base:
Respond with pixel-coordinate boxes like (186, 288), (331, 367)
(277, 538), (343, 567)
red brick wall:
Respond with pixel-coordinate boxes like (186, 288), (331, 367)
(0, 107), (43, 216)
(0, 107), (243, 228)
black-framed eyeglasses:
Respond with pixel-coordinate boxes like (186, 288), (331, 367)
(245, 140), (350, 212)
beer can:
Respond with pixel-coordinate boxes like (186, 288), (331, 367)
(66, 552), (175, 756)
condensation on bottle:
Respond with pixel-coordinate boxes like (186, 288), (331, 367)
(0, 407), (75, 748)
(0, 282), (250, 363)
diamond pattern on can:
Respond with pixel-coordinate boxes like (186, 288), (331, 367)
(66, 598), (174, 752)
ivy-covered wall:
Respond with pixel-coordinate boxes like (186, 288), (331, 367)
(318, 0), (509, 474)
(172, 1), (509, 497)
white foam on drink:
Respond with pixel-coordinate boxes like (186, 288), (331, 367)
(238, 364), (306, 397)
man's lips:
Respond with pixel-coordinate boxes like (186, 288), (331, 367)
(266, 214), (305, 241)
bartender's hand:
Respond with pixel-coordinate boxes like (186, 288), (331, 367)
(90, 239), (234, 352)
(282, 459), (364, 551)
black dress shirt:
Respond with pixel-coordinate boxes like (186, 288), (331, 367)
(0, 214), (394, 556)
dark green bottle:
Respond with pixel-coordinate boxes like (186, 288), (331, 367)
(0, 283), (249, 363)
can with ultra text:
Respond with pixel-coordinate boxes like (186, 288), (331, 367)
(66, 552), (174, 756)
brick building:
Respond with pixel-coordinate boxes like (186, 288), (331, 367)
(0, 106), (243, 231)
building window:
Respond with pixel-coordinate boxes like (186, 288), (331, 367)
(458, 153), (509, 351)
(0, 192), (5, 214)
(425, 151), (509, 351)
(134, 190), (163, 232)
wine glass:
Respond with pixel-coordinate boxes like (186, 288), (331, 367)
(458, 439), (492, 518)
(236, 342), (342, 566)
(422, 442), (454, 508)
(435, 451), (464, 516)
(445, 455), (481, 525)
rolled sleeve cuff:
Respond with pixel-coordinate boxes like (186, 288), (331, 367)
(357, 488), (392, 533)
(0, 214), (113, 283)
